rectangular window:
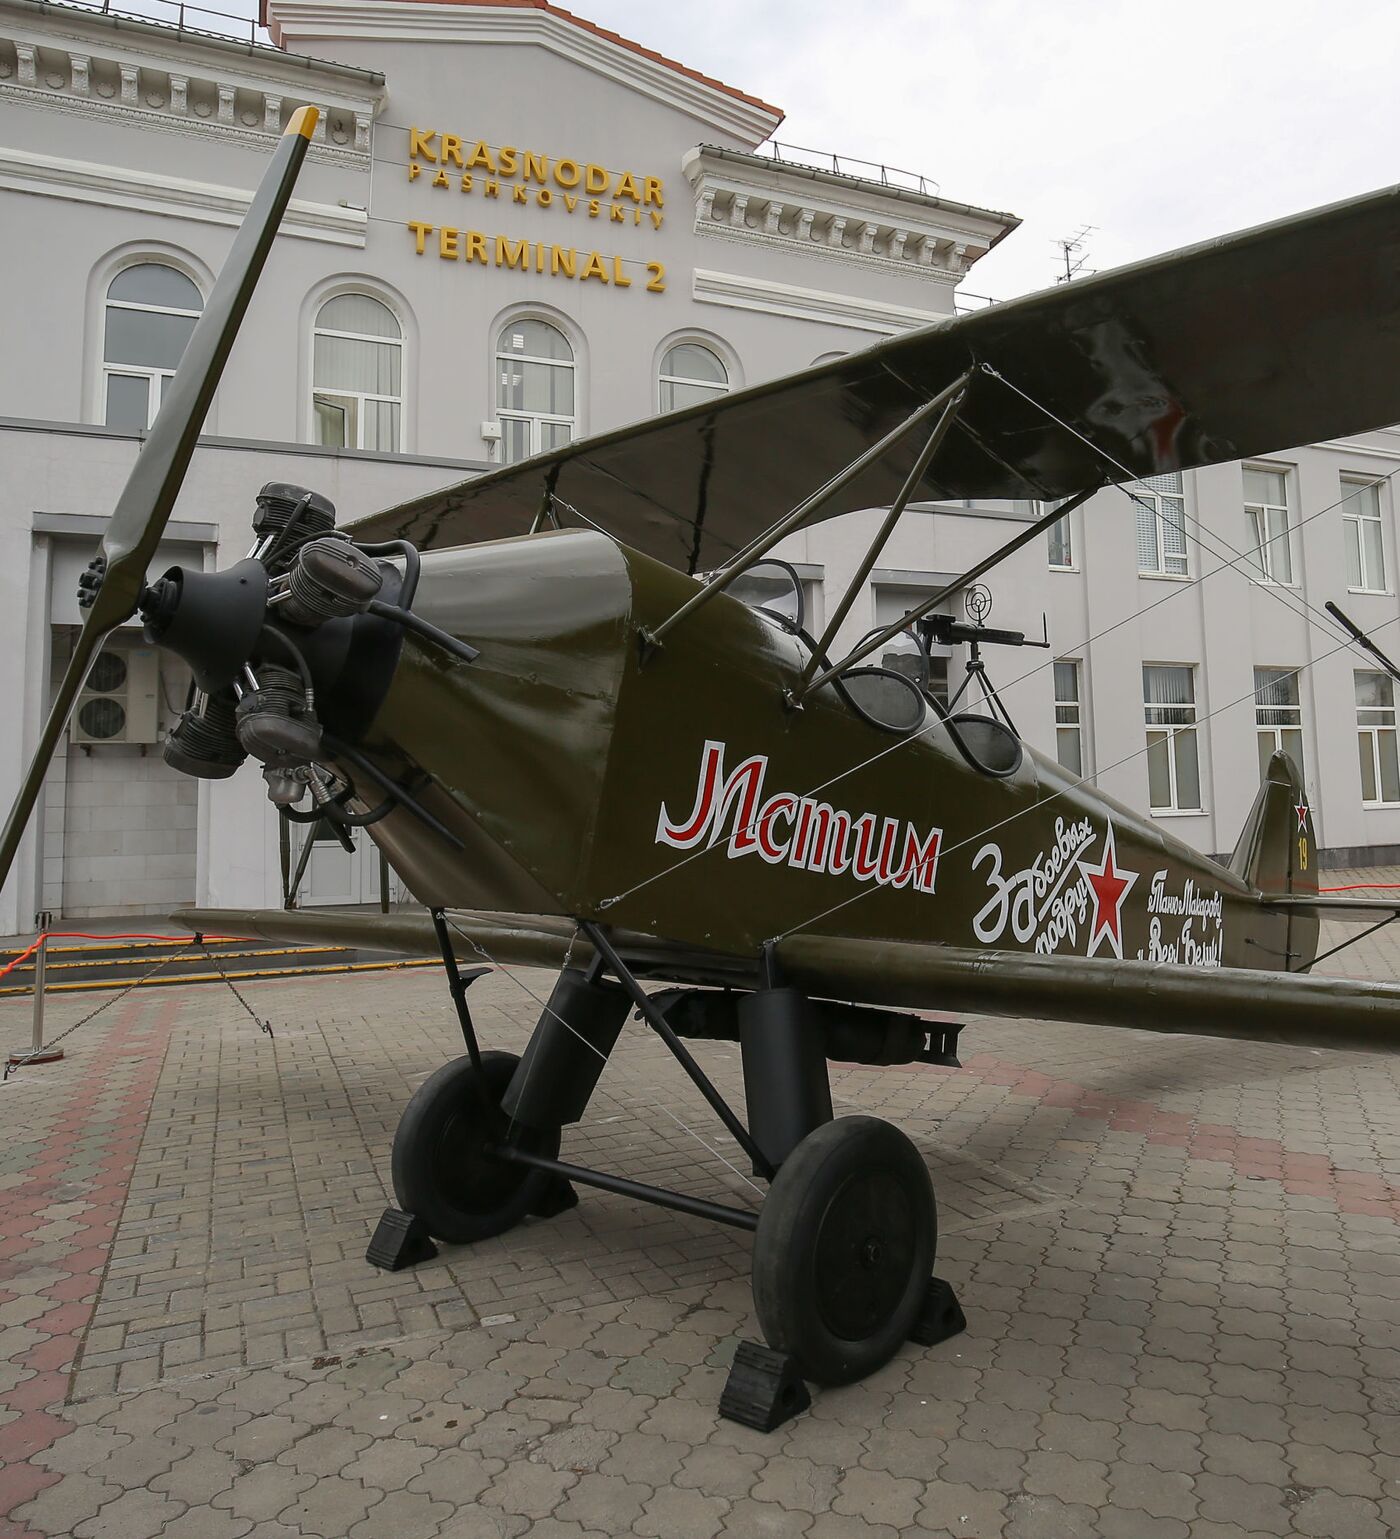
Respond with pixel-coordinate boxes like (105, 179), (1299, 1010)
(1243, 466), (1293, 585)
(1133, 473), (1188, 577)
(1355, 670), (1400, 805)
(1047, 506), (1073, 569)
(1054, 660), (1084, 776)
(1342, 477), (1386, 593)
(1254, 667), (1304, 781)
(1144, 664), (1202, 812)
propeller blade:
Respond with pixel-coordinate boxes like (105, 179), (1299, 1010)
(0, 107), (319, 900)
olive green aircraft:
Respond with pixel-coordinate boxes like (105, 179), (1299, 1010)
(7, 109), (1400, 1402)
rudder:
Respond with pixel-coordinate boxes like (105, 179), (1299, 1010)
(1229, 749), (1317, 896)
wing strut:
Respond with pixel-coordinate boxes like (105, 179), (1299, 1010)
(798, 480), (1100, 698)
(644, 372), (972, 649)
(792, 381), (970, 697)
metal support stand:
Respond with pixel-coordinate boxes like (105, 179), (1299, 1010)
(7, 917), (63, 1070)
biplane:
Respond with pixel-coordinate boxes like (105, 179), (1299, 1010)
(8, 107), (1400, 1401)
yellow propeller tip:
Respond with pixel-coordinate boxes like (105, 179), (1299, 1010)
(285, 105), (319, 140)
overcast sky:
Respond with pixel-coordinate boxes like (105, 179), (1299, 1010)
(203, 0), (1397, 300)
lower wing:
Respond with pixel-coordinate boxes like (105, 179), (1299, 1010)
(177, 908), (1400, 1056)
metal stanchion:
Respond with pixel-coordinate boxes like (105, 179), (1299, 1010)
(7, 911), (64, 1069)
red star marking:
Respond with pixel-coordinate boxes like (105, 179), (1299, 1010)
(1296, 801), (1310, 832)
(1078, 821), (1138, 959)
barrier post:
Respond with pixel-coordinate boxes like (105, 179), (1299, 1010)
(9, 911), (63, 1067)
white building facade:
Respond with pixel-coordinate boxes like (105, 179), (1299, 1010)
(0, 0), (1396, 931)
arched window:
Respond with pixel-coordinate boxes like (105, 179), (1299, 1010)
(495, 319), (575, 464)
(312, 293), (403, 452)
(103, 263), (203, 429)
(658, 342), (728, 412)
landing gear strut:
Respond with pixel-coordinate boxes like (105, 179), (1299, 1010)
(381, 922), (962, 1424)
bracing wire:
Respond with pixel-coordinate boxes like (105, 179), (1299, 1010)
(772, 612), (1400, 944)
(979, 363), (1380, 667)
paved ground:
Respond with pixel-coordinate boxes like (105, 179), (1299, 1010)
(2, 888), (1400, 1537)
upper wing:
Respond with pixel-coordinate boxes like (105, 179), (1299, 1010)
(351, 181), (1400, 572)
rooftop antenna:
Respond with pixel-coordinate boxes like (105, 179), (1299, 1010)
(1053, 225), (1097, 283)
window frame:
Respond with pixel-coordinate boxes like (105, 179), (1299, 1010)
(1132, 475), (1190, 579)
(1143, 662), (1204, 814)
(1242, 463), (1295, 587)
(310, 293), (405, 454)
(657, 340), (729, 414)
(1342, 475), (1388, 595)
(1046, 501), (1074, 571)
(102, 262), (203, 430)
(1053, 658), (1086, 776)
(1355, 669), (1400, 808)
(1253, 666), (1305, 782)
(495, 317), (577, 464)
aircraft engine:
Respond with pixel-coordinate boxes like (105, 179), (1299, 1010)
(112, 480), (475, 816)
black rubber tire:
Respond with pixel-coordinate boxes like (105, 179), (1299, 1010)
(752, 1115), (936, 1386)
(391, 1050), (559, 1245)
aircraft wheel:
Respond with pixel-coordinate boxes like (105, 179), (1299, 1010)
(752, 1115), (935, 1386)
(392, 1050), (559, 1244)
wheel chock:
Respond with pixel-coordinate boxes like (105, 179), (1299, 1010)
(909, 1275), (966, 1346)
(719, 1339), (811, 1432)
(365, 1207), (438, 1271)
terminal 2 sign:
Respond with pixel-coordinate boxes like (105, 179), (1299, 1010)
(403, 127), (667, 294)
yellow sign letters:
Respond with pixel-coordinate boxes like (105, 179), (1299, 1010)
(407, 127), (664, 231)
(408, 222), (666, 294)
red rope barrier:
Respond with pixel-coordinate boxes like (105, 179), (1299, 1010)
(1317, 883), (1400, 893)
(0, 931), (253, 985)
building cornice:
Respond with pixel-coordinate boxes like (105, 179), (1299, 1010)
(265, 0), (784, 146)
(0, 142), (367, 243)
(0, 11), (383, 153)
(683, 145), (1017, 288)
(0, 0), (384, 89)
(692, 268), (950, 337)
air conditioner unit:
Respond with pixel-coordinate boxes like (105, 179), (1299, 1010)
(70, 646), (160, 746)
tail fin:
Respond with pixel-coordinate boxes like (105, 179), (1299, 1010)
(1230, 749), (1317, 896)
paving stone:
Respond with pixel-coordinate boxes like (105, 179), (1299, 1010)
(71, 1485), (187, 1538)
(347, 1487), (456, 1537)
(12, 1471), (120, 1535)
(1004, 1491), (1102, 1538)
(633, 1483), (732, 1538)
(554, 1470), (651, 1532)
(806, 1518), (904, 1539)
(832, 1467), (923, 1529)
(277, 1473), (381, 1535)
(478, 1459), (579, 1520)
(158, 1508), (254, 1539)
(1021, 1449), (1110, 1507)
(748, 1451), (842, 1515)
(917, 1480), (1010, 1537)
(210, 1461), (317, 1522)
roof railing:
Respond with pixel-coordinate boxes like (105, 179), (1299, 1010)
(62, 0), (268, 46)
(757, 140), (941, 199)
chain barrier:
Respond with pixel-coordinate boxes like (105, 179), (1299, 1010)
(2, 931), (274, 1079)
